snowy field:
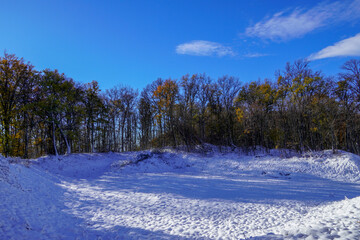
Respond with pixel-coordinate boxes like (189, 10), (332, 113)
(1, 148), (360, 239)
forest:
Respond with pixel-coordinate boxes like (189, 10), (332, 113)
(0, 52), (360, 158)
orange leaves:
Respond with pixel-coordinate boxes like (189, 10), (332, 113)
(152, 79), (178, 127)
(153, 79), (178, 109)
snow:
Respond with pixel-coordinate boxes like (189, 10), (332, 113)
(1, 149), (360, 239)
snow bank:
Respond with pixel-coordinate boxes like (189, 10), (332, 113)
(201, 149), (360, 184)
(260, 150), (360, 183)
(112, 150), (196, 174)
(0, 156), (9, 183)
(275, 196), (360, 239)
(304, 150), (360, 183)
(0, 159), (81, 239)
(33, 152), (133, 179)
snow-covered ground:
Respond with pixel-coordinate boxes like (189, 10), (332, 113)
(1, 148), (360, 239)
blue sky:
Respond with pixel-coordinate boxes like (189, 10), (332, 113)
(1, 0), (360, 90)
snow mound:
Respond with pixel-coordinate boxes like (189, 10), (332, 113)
(306, 150), (360, 182)
(0, 157), (24, 190)
(112, 150), (195, 173)
(32, 152), (132, 179)
(0, 160), (83, 239)
(204, 150), (360, 184)
(0, 156), (9, 183)
(284, 150), (360, 183)
(272, 196), (360, 239)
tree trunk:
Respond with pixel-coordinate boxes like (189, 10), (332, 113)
(3, 116), (10, 158)
(24, 124), (29, 159)
(91, 121), (95, 153)
(113, 117), (117, 151)
(52, 121), (59, 157)
(57, 123), (71, 155)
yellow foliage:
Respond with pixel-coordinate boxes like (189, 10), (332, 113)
(310, 127), (318, 133)
(33, 137), (43, 145)
(244, 129), (251, 134)
(235, 107), (244, 123)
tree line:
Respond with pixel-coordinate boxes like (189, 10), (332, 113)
(1, 52), (360, 158)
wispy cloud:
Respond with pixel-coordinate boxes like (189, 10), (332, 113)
(308, 33), (360, 60)
(245, 0), (360, 41)
(244, 53), (269, 58)
(176, 40), (235, 57)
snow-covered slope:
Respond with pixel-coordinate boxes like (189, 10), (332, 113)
(1, 149), (360, 239)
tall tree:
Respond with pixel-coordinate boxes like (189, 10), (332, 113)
(0, 53), (35, 157)
(83, 80), (103, 153)
(36, 69), (81, 156)
(197, 74), (212, 142)
(178, 74), (200, 149)
(217, 76), (241, 147)
(153, 79), (179, 147)
(138, 85), (153, 149)
(119, 86), (138, 151)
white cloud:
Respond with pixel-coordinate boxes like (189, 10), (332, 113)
(244, 53), (269, 58)
(176, 40), (235, 57)
(308, 33), (360, 60)
(245, 0), (360, 41)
